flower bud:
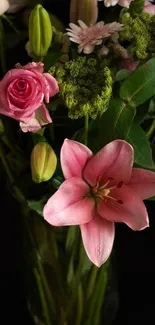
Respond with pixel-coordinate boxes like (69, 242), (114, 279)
(70, 0), (98, 26)
(29, 4), (52, 58)
(0, 119), (4, 135)
(31, 142), (57, 183)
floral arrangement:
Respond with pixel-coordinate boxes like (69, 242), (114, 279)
(1, 0), (155, 324)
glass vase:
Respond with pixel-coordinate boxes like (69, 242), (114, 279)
(23, 209), (118, 325)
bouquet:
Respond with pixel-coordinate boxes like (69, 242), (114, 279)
(1, 0), (155, 324)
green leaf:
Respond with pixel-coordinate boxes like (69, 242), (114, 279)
(51, 175), (63, 189)
(95, 98), (136, 149)
(135, 101), (150, 124)
(126, 121), (155, 169)
(120, 57), (155, 107)
(28, 198), (47, 216)
(147, 195), (155, 201)
(115, 69), (129, 82)
(43, 51), (61, 71)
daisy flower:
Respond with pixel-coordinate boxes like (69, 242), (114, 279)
(66, 20), (123, 54)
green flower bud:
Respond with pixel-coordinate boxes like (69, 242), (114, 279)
(0, 119), (4, 135)
(29, 4), (52, 58)
(31, 142), (57, 183)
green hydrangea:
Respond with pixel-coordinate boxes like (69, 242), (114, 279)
(49, 56), (113, 119)
(119, 10), (155, 60)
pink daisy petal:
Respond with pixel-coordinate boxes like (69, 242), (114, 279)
(78, 20), (88, 29)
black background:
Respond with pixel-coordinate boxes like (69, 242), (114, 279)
(1, 1), (155, 324)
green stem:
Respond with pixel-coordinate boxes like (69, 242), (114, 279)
(33, 268), (52, 325)
(86, 265), (98, 300)
(75, 284), (83, 325)
(22, 206), (56, 317)
(84, 114), (89, 146)
(0, 19), (7, 75)
(2, 14), (19, 34)
(93, 268), (108, 325)
(36, 251), (56, 316)
(0, 140), (14, 184)
(146, 119), (155, 139)
(85, 265), (108, 325)
(0, 145), (55, 320)
(61, 242), (84, 324)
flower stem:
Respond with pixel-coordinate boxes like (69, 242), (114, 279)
(93, 267), (108, 325)
(2, 14), (19, 34)
(22, 206), (56, 317)
(146, 119), (155, 139)
(84, 114), (89, 146)
(85, 265), (108, 325)
(86, 265), (98, 300)
(61, 242), (84, 324)
(75, 284), (83, 325)
(33, 268), (52, 325)
(0, 143), (55, 321)
(0, 19), (7, 75)
(0, 140), (14, 184)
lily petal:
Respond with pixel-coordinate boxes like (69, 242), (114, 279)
(84, 140), (134, 186)
(128, 168), (155, 200)
(80, 215), (115, 267)
(43, 177), (95, 226)
(98, 185), (149, 231)
(61, 139), (92, 179)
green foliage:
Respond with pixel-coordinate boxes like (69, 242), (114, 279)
(119, 10), (155, 60)
(49, 56), (113, 119)
(126, 121), (155, 169)
(120, 57), (155, 107)
(94, 98), (136, 149)
(129, 0), (145, 17)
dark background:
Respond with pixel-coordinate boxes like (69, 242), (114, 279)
(1, 1), (155, 324)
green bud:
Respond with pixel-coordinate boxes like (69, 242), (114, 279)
(49, 14), (65, 32)
(29, 4), (52, 58)
(0, 119), (4, 135)
(31, 142), (57, 183)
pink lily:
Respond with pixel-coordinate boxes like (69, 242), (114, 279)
(43, 139), (155, 267)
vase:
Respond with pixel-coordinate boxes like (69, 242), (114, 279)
(24, 210), (119, 325)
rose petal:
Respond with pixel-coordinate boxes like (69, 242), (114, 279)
(0, 69), (44, 118)
(128, 168), (155, 200)
(98, 184), (149, 231)
(43, 73), (59, 102)
(80, 215), (115, 267)
(43, 177), (95, 226)
(61, 139), (93, 179)
(23, 62), (44, 74)
(36, 103), (52, 124)
(20, 104), (52, 133)
(84, 140), (134, 186)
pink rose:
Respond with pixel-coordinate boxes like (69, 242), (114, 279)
(0, 62), (59, 132)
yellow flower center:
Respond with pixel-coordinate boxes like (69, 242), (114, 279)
(91, 175), (123, 205)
